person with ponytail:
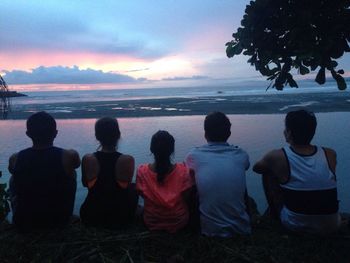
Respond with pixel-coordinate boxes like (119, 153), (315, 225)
(80, 117), (138, 228)
(136, 130), (195, 233)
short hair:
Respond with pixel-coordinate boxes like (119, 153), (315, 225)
(285, 109), (317, 145)
(26, 111), (57, 144)
(204, 112), (231, 142)
(95, 117), (121, 147)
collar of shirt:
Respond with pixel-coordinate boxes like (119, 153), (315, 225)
(207, 142), (230, 146)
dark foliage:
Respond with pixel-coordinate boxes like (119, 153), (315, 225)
(0, 74), (10, 118)
(0, 218), (349, 262)
(0, 171), (10, 222)
(226, 0), (350, 90)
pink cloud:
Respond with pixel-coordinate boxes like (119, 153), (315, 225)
(0, 50), (149, 72)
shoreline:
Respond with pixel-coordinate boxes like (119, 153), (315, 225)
(0, 91), (27, 98)
(4, 91), (350, 119)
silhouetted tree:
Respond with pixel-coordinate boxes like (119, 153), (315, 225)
(226, 0), (350, 90)
(0, 74), (10, 118)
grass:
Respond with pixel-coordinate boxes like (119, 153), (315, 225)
(0, 216), (349, 263)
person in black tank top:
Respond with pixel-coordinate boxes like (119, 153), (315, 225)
(80, 117), (138, 228)
(8, 112), (80, 231)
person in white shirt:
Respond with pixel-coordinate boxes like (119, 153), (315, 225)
(185, 112), (251, 237)
(253, 109), (340, 233)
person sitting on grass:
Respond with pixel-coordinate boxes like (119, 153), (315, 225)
(8, 111), (80, 231)
(80, 117), (138, 228)
(185, 112), (251, 237)
(253, 109), (340, 234)
(136, 130), (196, 233)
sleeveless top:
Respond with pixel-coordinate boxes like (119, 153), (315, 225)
(80, 151), (137, 227)
(11, 147), (76, 229)
(280, 146), (340, 233)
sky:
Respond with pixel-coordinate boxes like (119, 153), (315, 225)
(0, 0), (349, 90)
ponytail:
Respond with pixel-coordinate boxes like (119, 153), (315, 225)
(150, 130), (175, 183)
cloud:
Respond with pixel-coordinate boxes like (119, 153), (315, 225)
(0, 2), (167, 59)
(162, 75), (210, 81)
(4, 66), (139, 84)
(123, 68), (150, 73)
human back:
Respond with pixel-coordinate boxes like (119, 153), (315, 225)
(8, 111), (79, 231)
(136, 130), (195, 233)
(185, 112), (251, 237)
(80, 117), (138, 227)
(253, 109), (340, 233)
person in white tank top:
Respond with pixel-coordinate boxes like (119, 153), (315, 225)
(253, 109), (340, 234)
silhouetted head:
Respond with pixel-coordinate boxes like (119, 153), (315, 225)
(285, 109), (317, 145)
(150, 130), (175, 183)
(95, 117), (121, 148)
(204, 111), (231, 142)
(26, 111), (57, 145)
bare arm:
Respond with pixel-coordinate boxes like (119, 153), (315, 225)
(323, 147), (337, 174)
(81, 154), (99, 187)
(64, 149), (81, 169)
(8, 153), (18, 174)
(253, 152), (272, 175)
(253, 149), (289, 184)
(115, 154), (135, 183)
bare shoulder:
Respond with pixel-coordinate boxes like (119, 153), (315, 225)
(82, 153), (97, 163)
(323, 147), (337, 159)
(116, 154), (135, 166)
(266, 148), (285, 160)
(81, 153), (98, 169)
(63, 149), (81, 168)
(64, 149), (80, 158)
(258, 148), (286, 165)
(115, 154), (135, 182)
(253, 148), (284, 174)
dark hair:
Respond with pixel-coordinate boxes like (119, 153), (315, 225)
(150, 130), (175, 183)
(26, 111), (57, 144)
(285, 109), (317, 145)
(95, 117), (121, 147)
(204, 111), (231, 142)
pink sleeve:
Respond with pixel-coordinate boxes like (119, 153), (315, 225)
(135, 167), (145, 195)
(181, 164), (195, 192)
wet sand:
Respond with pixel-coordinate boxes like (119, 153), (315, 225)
(6, 91), (350, 119)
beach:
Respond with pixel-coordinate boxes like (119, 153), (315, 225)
(6, 90), (350, 119)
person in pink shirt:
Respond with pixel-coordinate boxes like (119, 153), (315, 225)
(136, 130), (195, 233)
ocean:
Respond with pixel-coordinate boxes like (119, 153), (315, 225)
(10, 83), (347, 106)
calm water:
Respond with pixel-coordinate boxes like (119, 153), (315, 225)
(0, 113), (349, 214)
(12, 83), (344, 105)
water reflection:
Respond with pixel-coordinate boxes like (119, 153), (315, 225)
(0, 113), (349, 214)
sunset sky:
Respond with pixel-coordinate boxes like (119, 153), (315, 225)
(1, 0), (349, 90)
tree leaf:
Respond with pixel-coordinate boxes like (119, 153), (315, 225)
(315, 67), (326, 85)
(286, 74), (298, 88)
(334, 74), (347, 90)
(299, 65), (310, 75)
